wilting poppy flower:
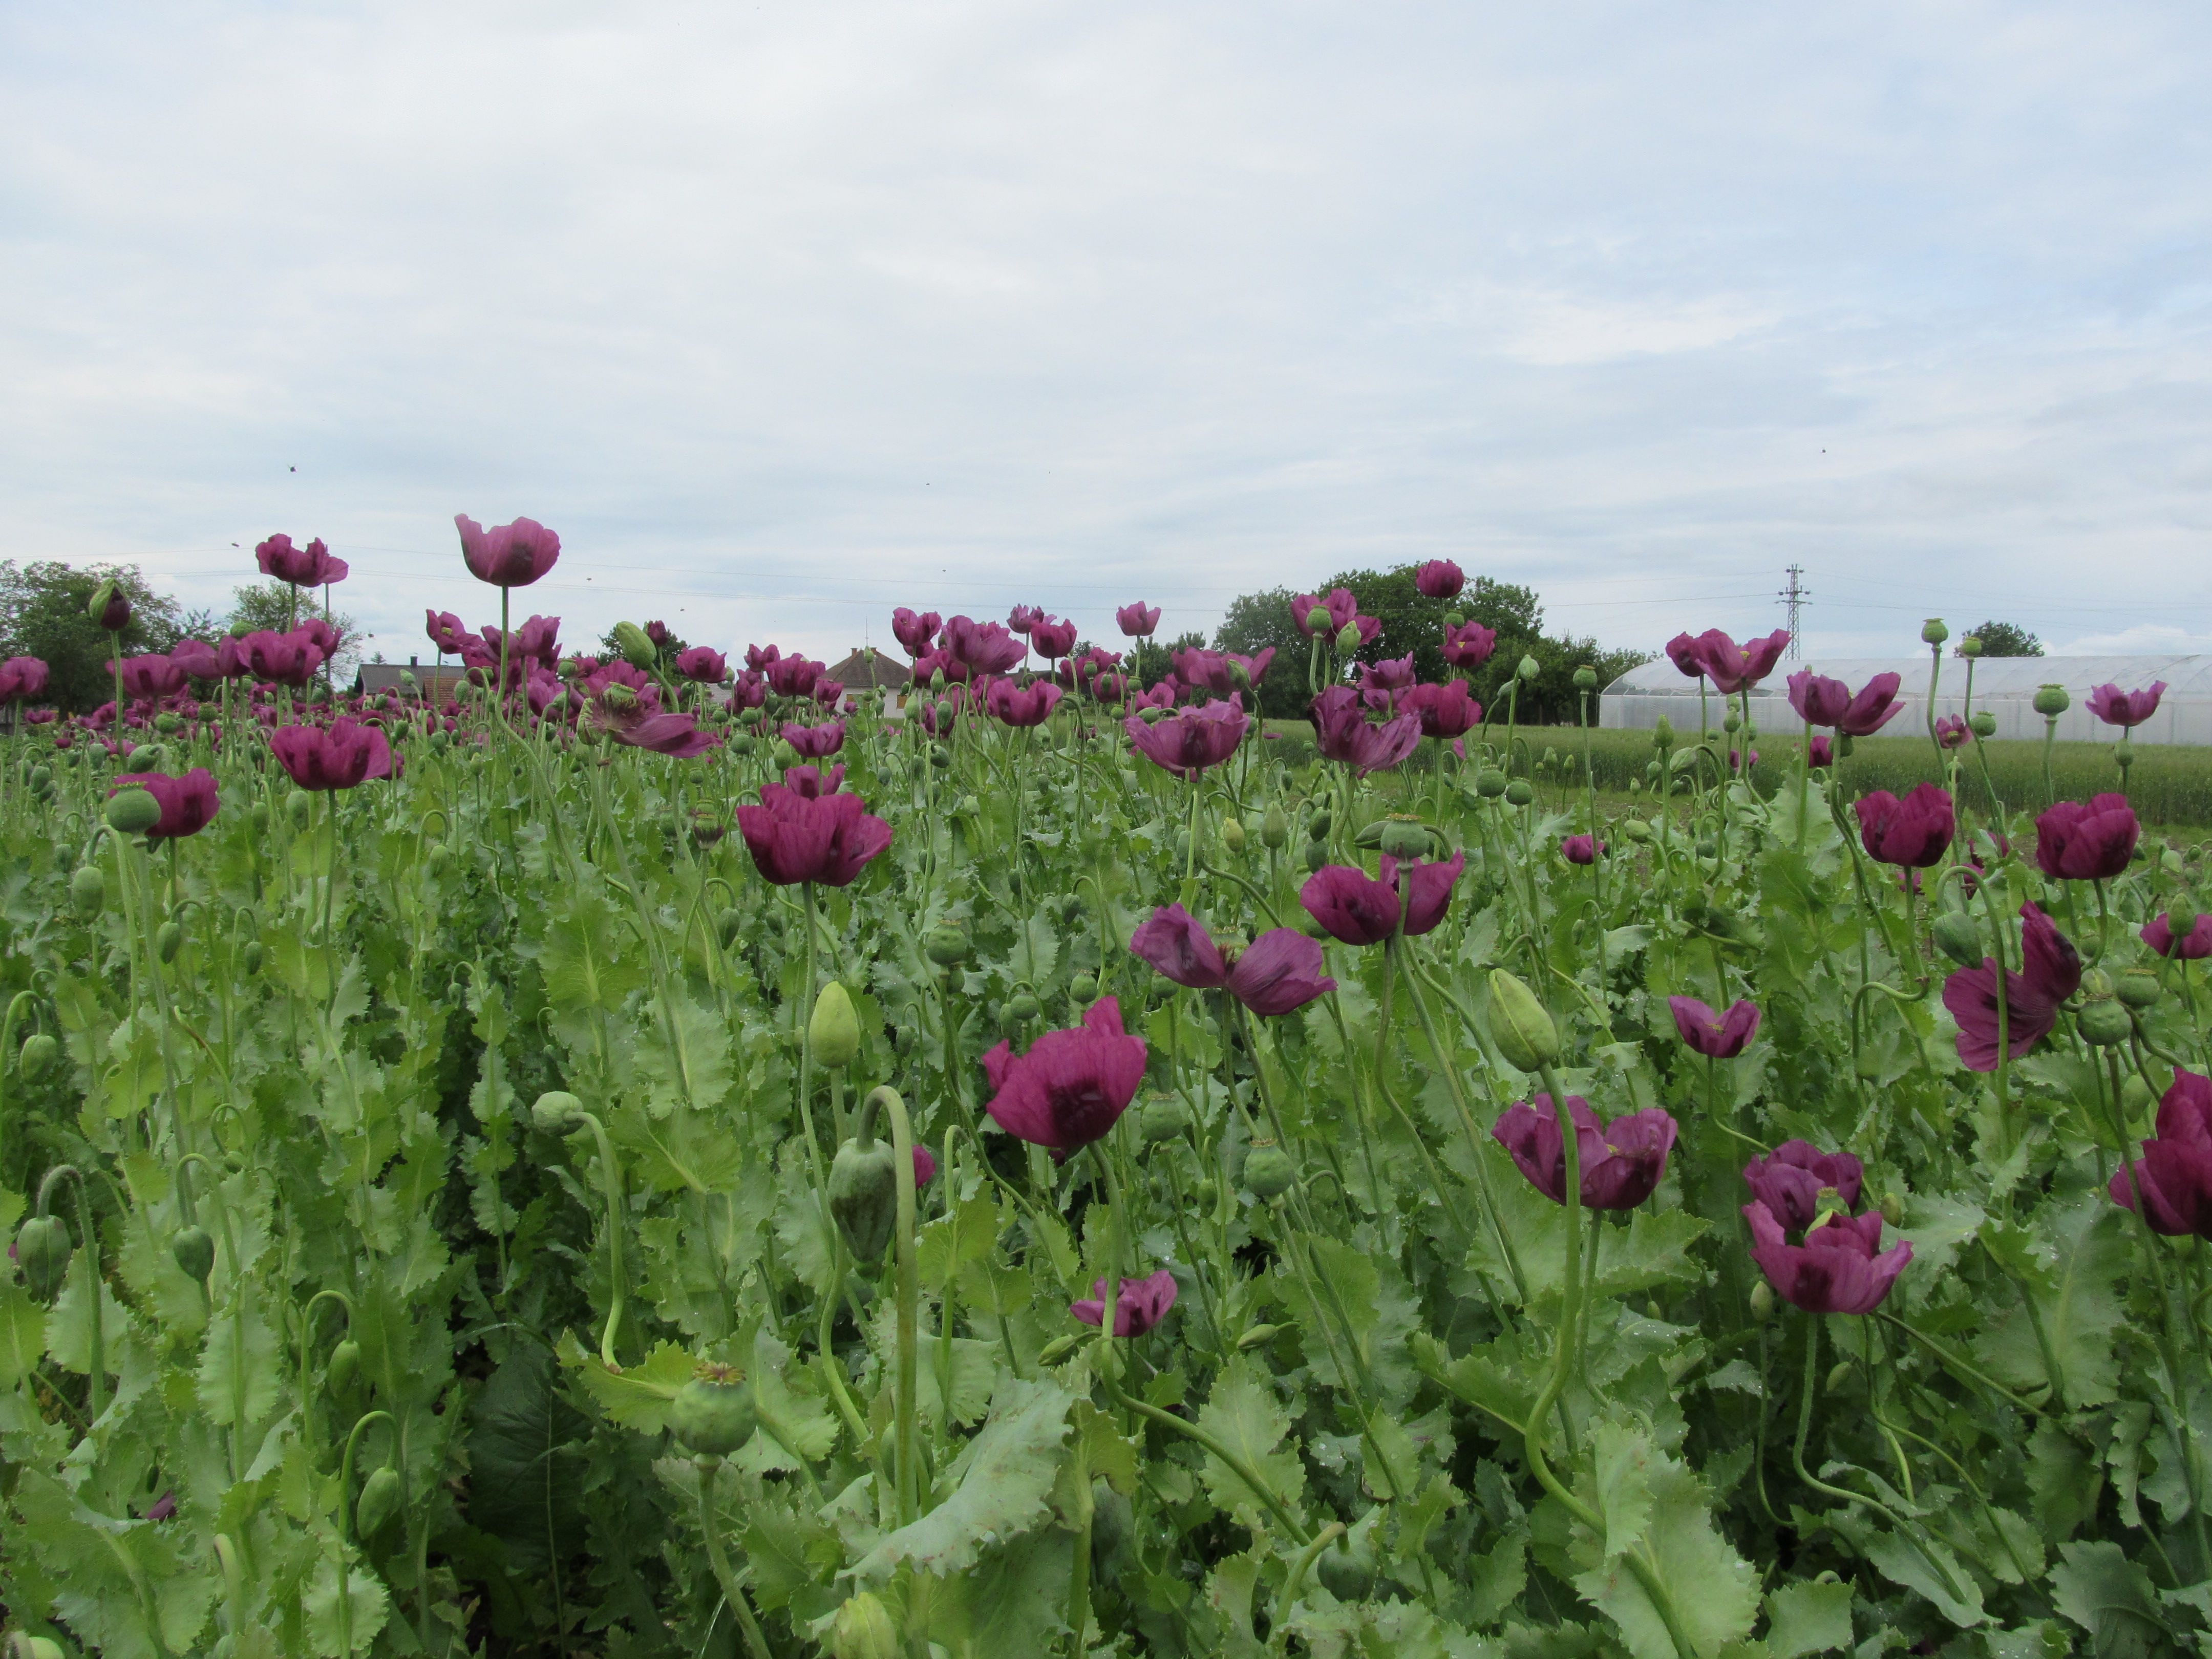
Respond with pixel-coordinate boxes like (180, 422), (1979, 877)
(1292, 589), (1358, 639)
(747, 643), (781, 673)
(1116, 602), (1160, 638)
(1402, 679), (1480, 739)
(891, 608), (942, 657)
(1788, 669), (1904, 736)
(2143, 912), (2212, 960)
(1742, 1141), (1864, 1235)
(1934, 715), (1970, 750)
(112, 769), (220, 839)
(1029, 616), (1077, 660)
(495, 614), (562, 668)
(1124, 698), (1247, 779)
(1007, 604), (1043, 635)
(144, 1491), (177, 1522)
(735, 783), (893, 886)
(271, 718), (393, 791)
(597, 697), (720, 758)
(1668, 996), (1761, 1058)
(1855, 784), (1954, 868)
(2088, 681), (2166, 728)
(456, 513), (561, 588)
(1493, 1096), (1678, 1210)
(111, 654), (186, 701)
(257, 533), (349, 588)
(783, 763), (844, 797)
(1808, 735), (1833, 769)
(1310, 687), (1421, 777)
(2035, 794), (2138, 881)
(0, 656), (49, 703)
(1560, 835), (1604, 866)
(2110, 1069), (2212, 1237)
(1679, 629), (1792, 695)
(982, 996), (1147, 1153)
(241, 630), (326, 691)
(1441, 620), (1496, 671)
(985, 679), (1061, 728)
(1941, 901), (2082, 1071)
(1415, 560), (1464, 600)
(1744, 1201), (1909, 1313)
(782, 720), (846, 758)
(1071, 1268), (1179, 1336)
(1299, 852), (1464, 945)
(675, 646), (729, 684)
(1129, 904), (1336, 1015)
(943, 616), (1027, 675)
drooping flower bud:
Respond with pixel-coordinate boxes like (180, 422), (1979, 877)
(15, 1214), (71, 1300)
(669, 1362), (757, 1456)
(328, 1338), (362, 1393)
(1260, 804), (1289, 848)
(809, 982), (862, 1070)
(19, 1032), (58, 1077)
(531, 1091), (586, 1133)
(1929, 911), (1982, 968)
(1333, 622), (1363, 653)
(172, 1224), (215, 1284)
(70, 865), (107, 917)
(828, 1135), (901, 1261)
(1220, 815), (1246, 854)
(1921, 618), (1949, 644)
(1517, 655), (1541, 683)
(2032, 684), (2070, 717)
(1486, 970), (1559, 1071)
(356, 1466), (403, 1540)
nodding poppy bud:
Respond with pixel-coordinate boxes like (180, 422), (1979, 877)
(1244, 1144), (1295, 1199)
(249, 801), (271, 833)
(19, 1032), (58, 1077)
(127, 743), (166, 774)
(1261, 804), (1289, 848)
(1037, 1332), (1087, 1366)
(1303, 841), (1328, 874)
(1620, 817), (1652, 842)
(1573, 666), (1598, 691)
(1504, 780), (1534, 807)
(924, 925), (969, 966)
(355, 1466), (403, 1539)
(809, 983), (862, 1070)
(1069, 972), (1098, 1004)
(1486, 970), (1559, 1071)
(670, 1363), (757, 1456)
(1970, 710), (1997, 738)
(1722, 711), (1741, 734)
(1307, 810), (1333, 838)
(831, 1591), (900, 1659)
(427, 844), (453, 876)
(1825, 1360), (1857, 1394)
(613, 622), (656, 669)
(286, 791), (313, 830)
(1474, 769), (1507, 799)
(172, 1224), (215, 1284)
(1930, 911), (1982, 967)
(1317, 1532), (1378, 1601)
(716, 909), (743, 948)
(70, 865), (106, 917)
(828, 1135), (900, 1260)
(1333, 622), (1362, 653)
(105, 789), (162, 836)
(1749, 1281), (1775, 1323)
(15, 1215), (71, 1300)
(1139, 1094), (1191, 1142)
(1879, 1194), (1904, 1227)
(87, 580), (116, 625)
(2078, 998), (2132, 1046)
(2117, 970), (2161, 1009)
(1237, 1323), (1282, 1350)
(531, 1091), (586, 1133)
(242, 941), (265, 974)
(2033, 684), (2069, 716)
(156, 921), (183, 964)
(327, 1338), (362, 1393)
(1921, 618), (1948, 644)
(1218, 817), (1246, 856)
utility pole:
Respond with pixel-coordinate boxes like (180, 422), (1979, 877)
(1778, 564), (1807, 657)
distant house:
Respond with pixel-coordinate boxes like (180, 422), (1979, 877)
(354, 658), (472, 702)
(823, 647), (914, 719)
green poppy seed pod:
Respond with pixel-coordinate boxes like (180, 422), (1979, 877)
(1302, 841), (1328, 874)
(1307, 810), (1332, 838)
(327, 1338), (361, 1393)
(1261, 804), (1289, 848)
(1229, 660), (1253, 693)
(892, 1023), (917, 1055)
(1921, 618), (1949, 645)
(286, 791), (314, 830)
(809, 983), (862, 1070)
(1879, 1193), (1904, 1228)
(954, 793), (980, 816)
(531, 1091), (586, 1133)
(1006, 991), (1042, 1024)
(924, 924), (969, 966)
(70, 864), (107, 917)
(1930, 911), (1983, 968)
(1621, 817), (1652, 842)
(1517, 655), (1541, 683)
(828, 1135), (900, 1261)
(154, 710), (184, 735)
(2115, 738), (2135, 772)
(831, 1591), (901, 1659)
(1069, 972), (1098, 1005)
(2032, 683), (2070, 717)
(227, 617), (252, 640)
(1442, 609), (1465, 628)
(1959, 635), (1984, 658)
(1243, 1144), (1295, 1199)
(1378, 816), (1429, 860)
(429, 729), (451, 751)
(1969, 710), (1997, 738)
(19, 1032), (59, 1077)
(2078, 998), (2132, 1047)
(1235, 1323), (1282, 1351)
(1826, 1360), (1857, 1394)
(1486, 970), (1559, 1071)
(1573, 666), (1598, 691)
(1220, 816), (1247, 854)
(1316, 1532), (1377, 1602)
(15, 1215), (71, 1301)
(1749, 1281), (1775, 1323)
(156, 921), (183, 964)
(1139, 1094), (1192, 1143)
(613, 621), (657, 669)
(2081, 968), (2114, 999)
(1504, 780), (1534, 807)
(1304, 605), (1333, 634)
(669, 1364), (757, 1456)
(2117, 970), (2161, 1009)
(104, 788), (162, 836)
(242, 941), (265, 974)
(355, 1466), (402, 1540)
(172, 1224), (215, 1284)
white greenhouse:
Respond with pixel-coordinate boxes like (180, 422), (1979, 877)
(1598, 656), (2212, 746)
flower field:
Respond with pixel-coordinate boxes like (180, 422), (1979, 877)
(3, 533), (2210, 1657)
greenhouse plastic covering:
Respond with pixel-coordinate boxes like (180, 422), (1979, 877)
(1599, 655), (2212, 745)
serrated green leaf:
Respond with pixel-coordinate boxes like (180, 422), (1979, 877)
(1976, 1199), (2129, 1409)
(1572, 1446), (1759, 1657)
(2050, 1539), (2166, 1658)
(1590, 1419), (1656, 1558)
(540, 884), (648, 1012)
(196, 1297), (283, 1428)
(0, 1280), (46, 1387)
(569, 1336), (695, 1434)
(302, 1554), (390, 1657)
(1763, 1579), (1853, 1657)
(1195, 1356), (1307, 1533)
(465, 1342), (587, 1574)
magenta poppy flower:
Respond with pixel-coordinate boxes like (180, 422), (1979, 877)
(1007, 604), (1043, 635)
(1129, 905), (1336, 1015)
(910, 648), (968, 687)
(1560, 835), (1604, 866)
(112, 769), (220, 839)
(1298, 852), (1463, 945)
(1071, 1267), (1178, 1336)
(526, 671), (570, 718)
(892, 608), (942, 657)
(144, 1491), (177, 1522)
(1664, 633), (1704, 678)
(2035, 795), (2138, 881)
(676, 646), (729, 684)
(426, 611), (474, 655)
(455, 514), (560, 588)
(765, 655), (823, 699)
(1668, 996), (1760, 1058)
(747, 643), (781, 673)
(910, 1144), (938, 1188)
(2088, 681), (2166, 729)
(241, 630), (326, 691)
(1855, 784), (1954, 868)
(1292, 588), (1358, 639)
(1310, 687), (1421, 777)
(812, 679), (845, 711)
(1941, 901), (2082, 1071)
(111, 654), (186, 701)
(1415, 560), (1464, 600)
(1116, 602), (1160, 638)
(729, 671), (768, 710)
(1742, 1141), (1864, 1235)
(1808, 735), (1833, 769)
(271, 718), (393, 791)
(781, 720), (846, 758)
(1679, 629), (1792, 695)
(166, 639), (221, 680)
(985, 678), (1061, 728)
(1788, 670), (1903, 735)
(783, 763), (845, 797)
(598, 704), (720, 758)
(1493, 1096), (1678, 1210)
(1402, 679), (1480, 739)
(943, 616), (1027, 675)
(2143, 912), (2212, 960)
(506, 614), (563, 668)
(1934, 715), (1970, 751)
(1125, 680), (1176, 713)
(1360, 654), (1417, 697)
(1441, 620), (1496, 671)
(735, 783), (892, 887)
(1744, 1201), (1910, 1314)
(0, 656), (49, 704)
(982, 996), (1147, 1153)
(256, 533), (349, 588)
(2110, 1069), (2212, 1237)
(1029, 617), (1077, 660)
(1124, 698), (1248, 779)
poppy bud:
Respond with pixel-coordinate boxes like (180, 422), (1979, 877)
(1486, 970), (1559, 1070)
(1139, 1095), (1192, 1142)
(1261, 804), (1289, 848)
(2078, 998), (2132, 1046)
(1921, 618), (1948, 645)
(1236, 1323), (1282, 1351)
(531, 1091), (586, 1133)
(1573, 666), (1598, 691)
(242, 941), (264, 974)
(1243, 1144), (1295, 1199)
(924, 925), (969, 966)
(1220, 816), (1246, 854)
(670, 1363), (757, 1456)
(172, 1224), (215, 1284)
(2032, 684), (2069, 717)
(1517, 655), (1541, 683)
(613, 622), (656, 669)
(1969, 710), (1997, 738)
(15, 1214), (71, 1300)
(2117, 970), (2161, 1009)
(70, 865), (107, 917)
(828, 1136), (900, 1260)
(327, 1338), (362, 1393)
(1620, 817), (1652, 842)
(1325, 622), (1358, 654)
(1749, 1281), (1775, 1323)
(87, 580), (116, 625)
(286, 791), (314, 830)
(19, 1033), (58, 1077)
(809, 983), (861, 1070)
(427, 844), (452, 877)
(1930, 911), (1982, 968)
(1722, 711), (1740, 734)
(1316, 1532), (1377, 1601)
(1069, 972), (1098, 1004)
(830, 1591), (900, 1659)
(1504, 780), (1534, 807)
(1037, 1332), (1087, 1366)
(1005, 991), (1042, 1024)
(156, 921), (183, 964)
(1825, 1361), (1857, 1394)
(1879, 1193), (1904, 1228)
(1303, 841), (1328, 874)
(355, 1466), (402, 1540)
(1307, 810), (1332, 838)
(104, 789), (161, 836)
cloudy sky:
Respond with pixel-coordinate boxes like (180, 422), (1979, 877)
(3, 2), (2208, 669)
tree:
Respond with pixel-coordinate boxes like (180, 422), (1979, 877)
(1210, 588), (1310, 717)
(1960, 621), (2041, 658)
(0, 561), (196, 712)
(1140, 631), (1205, 691)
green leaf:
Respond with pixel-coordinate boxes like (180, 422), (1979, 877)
(0, 1280), (46, 1387)
(1763, 1579), (1854, 1657)
(302, 1555), (391, 1657)
(2049, 1540), (2168, 1658)
(196, 1299), (283, 1429)
(465, 1342), (588, 1574)
(540, 884), (648, 1012)
(1571, 1445), (1759, 1658)
(567, 1334), (695, 1434)
(1589, 1419), (1656, 1558)
(1834, 1511), (1986, 1630)
(922, 1530), (1074, 1656)
(46, 1250), (129, 1379)
(1195, 1356), (1307, 1533)
(739, 1492), (842, 1614)
(1975, 1199), (2130, 1409)
(633, 990), (733, 1118)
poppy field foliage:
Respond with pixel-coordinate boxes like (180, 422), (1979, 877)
(2, 548), (2211, 1656)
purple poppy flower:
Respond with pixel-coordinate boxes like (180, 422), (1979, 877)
(1560, 835), (1604, 866)
(455, 513), (561, 588)
(1742, 1141), (1863, 1234)
(112, 769), (220, 839)
(986, 678), (1062, 728)
(735, 784), (892, 886)
(2110, 1069), (2212, 1238)
(1124, 698), (1248, 779)
(257, 533), (349, 588)
(1492, 1095), (1678, 1211)
(1310, 687), (1421, 777)
(1129, 905), (1336, 1015)
(1117, 602), (1161, 638)
(1744, 1201), (1910, 1314)
(2087, 681), (2166, 728)
(2035, 795), (2138, 881)
(982, 997), (1147, 1153)
(1855, 784), (1955, 868)
(2143, 912), (2212, 961)
(1441, 621), (1496, 671)
(1415, 560), (1464, 600)
(0, 656), (50, 703)
(1940, 901), (2082, 1071)
(1071, 1267), (1178, 1336)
